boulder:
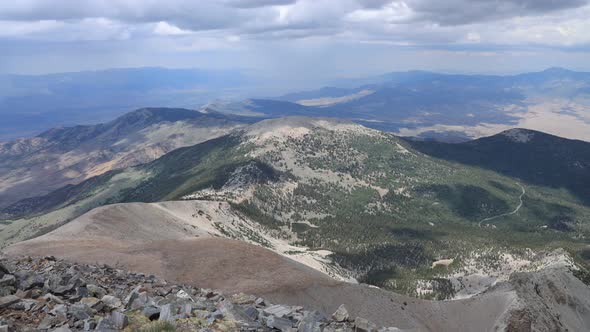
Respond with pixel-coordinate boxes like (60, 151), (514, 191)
(298, 311), (324, 332)
(254, 297), (266, 307)
(159, 303), (174, 322)
(69, 303), (94, 321)
(86, 284), (106, 298)
(0, 295), (20, 308)
(264, 304), (293, 318)
(100, 295), (122, 310)
(332, 304), (350, 322)
(0, 275), (15, 287)
(124, 285), (142, 308)
(266, 315), (295, 331)
(0, 263), (10, 278)
(14, 271), (44, 290)
(244, 306), (259, 321)
(79, 296), (101, 308)
(43, 293), (65, 304)
(111, 311), (129, 330)
(142, 306), (161, 320)
(38, 315), (58, 330)
(83, 319), (96, 331)
(354, 317), (377, 332)
(95, 317), (117, 332)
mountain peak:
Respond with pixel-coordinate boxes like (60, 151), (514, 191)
(542, 67), (573, 74)
(240, 116), (376, 144)
(499, 128), (536, 143)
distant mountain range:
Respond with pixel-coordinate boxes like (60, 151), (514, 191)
(0, 67), (254, 140)
(3, 67), (590, 143)
(206, 67), (590, 142)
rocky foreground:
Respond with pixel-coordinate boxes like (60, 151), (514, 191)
(0, 256), (398, 332)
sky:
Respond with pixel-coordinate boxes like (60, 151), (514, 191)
(1, 0), (590, 83)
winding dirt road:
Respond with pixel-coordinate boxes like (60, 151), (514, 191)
(479, 183), (525, 227)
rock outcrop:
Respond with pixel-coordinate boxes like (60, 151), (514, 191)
(0, 256), (391, 332)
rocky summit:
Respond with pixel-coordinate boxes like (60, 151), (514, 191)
(0, 256), (395, 332)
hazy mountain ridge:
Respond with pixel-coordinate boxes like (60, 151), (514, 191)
(0, 67), (255, 140)
(0, 107), (253, 209)
(211, 68), (590, 142)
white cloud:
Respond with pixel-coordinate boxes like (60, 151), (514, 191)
(153, 21), (190, 36)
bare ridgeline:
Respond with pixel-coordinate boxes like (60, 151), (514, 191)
(0, 256), (381, 332)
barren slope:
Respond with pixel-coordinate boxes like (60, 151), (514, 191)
(6, 200), (590, 331)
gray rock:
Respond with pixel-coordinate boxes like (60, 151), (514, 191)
(86, 284), (106, 299)
(130, 292), (152, 310)
(244, 306), (259, 321)
(38, 315), (57, 330)
(50, 327), (72, 332)
(83, 319), (96, 331)
(230, 292), (256, 304)
(323, 325), (353, 332)
(142, 306), (160, 320)
(50, 304), (68, 316)
(181, 303), (192, 318)
(211, 309), (224, 320)
(100, 295), (122, 309)
(159, 303), (174, 322)
(8, 298), (37, 311)
(255, 297), (266, 307)
(14, 271), (44, 290)
(15, 289), (32, 299)
(111, 311), (128, 330)
(0, 263), (9, 278)
(79, 297), (101, 308)
(176, 289), (193, 301)
(331, 304), (350, 322)
(43, 293), (65, 304)
(69, 303), (94, 321)
(0, 325), (7, 332)
(354, 317), (377, 332)
(264, 304), (293, 318)
(123, 285), (141, 309)
(95, 317), (117, 332)
(0, 275), (15, 287)
(266, 315), (294, 331)
(52, 283), (75, 295)
(0, 295), (20, 308)
(0, 286), (15, 297)
(297, 311), (324, 332)
(76, 286), (89, 298)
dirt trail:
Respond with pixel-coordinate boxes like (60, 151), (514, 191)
(479, 182), (525, 227)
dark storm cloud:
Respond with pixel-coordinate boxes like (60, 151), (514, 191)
(1, 0), (589, 34)
(408, 0), (590, 25)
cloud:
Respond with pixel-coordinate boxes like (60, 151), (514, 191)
(1, 0), (589, 42)
(223, 0), (297, 8)
(406, 0), (590, 25)
(1, 0), (590, 76)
